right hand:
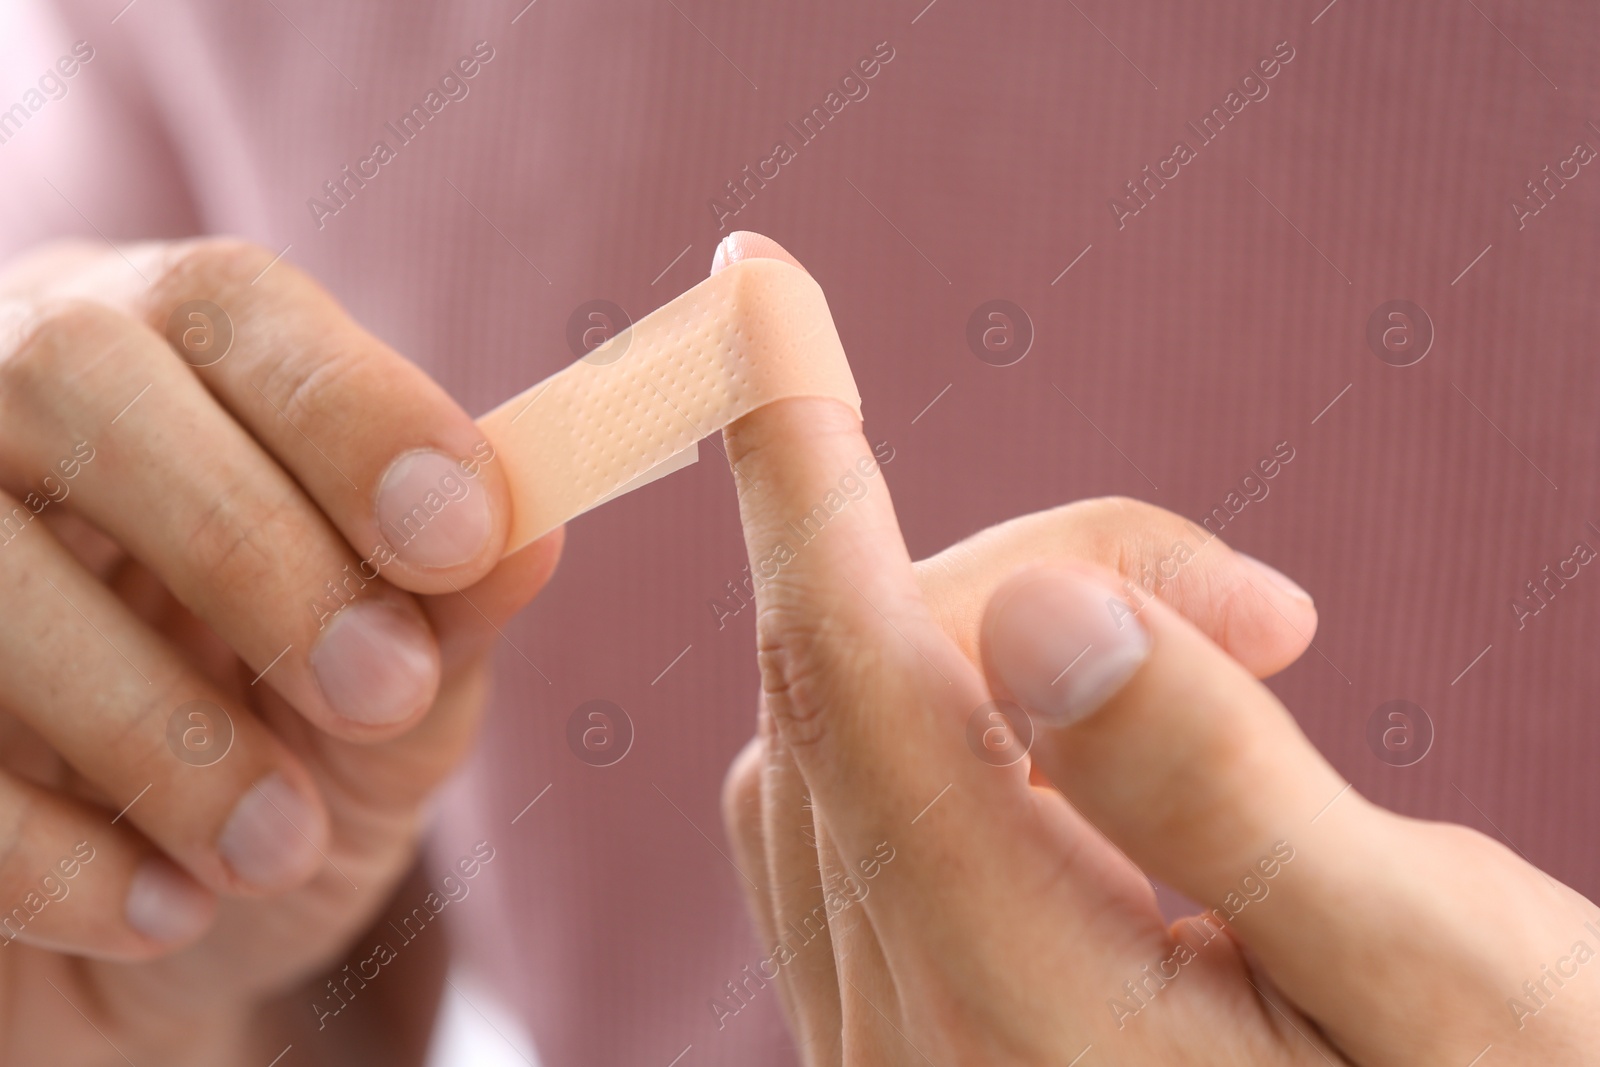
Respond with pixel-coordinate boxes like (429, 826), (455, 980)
(724, 399), (1600, 1064)
(715, 234), (1598, 1065)
(0, 239), (561, 1063)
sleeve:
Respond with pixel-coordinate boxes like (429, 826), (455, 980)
(0, 0), (200, 260)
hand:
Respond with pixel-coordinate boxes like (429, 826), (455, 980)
(716, 238), (1599, 1065)
(0, 239), (560, 1063)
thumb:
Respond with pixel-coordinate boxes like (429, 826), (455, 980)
(979, 560), (1352, 884)
(980, 563), (1600, 1067)
(978, 563), (1393, 1023)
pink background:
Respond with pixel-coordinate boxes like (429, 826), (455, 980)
(2, 1), (1597, 1063)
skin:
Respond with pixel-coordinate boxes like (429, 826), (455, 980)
(717, 235), (1600, 1066)
(0, 229), (1326, 1065)
(0, 237), (562, 1064)
(4, 228), (1588, 1064)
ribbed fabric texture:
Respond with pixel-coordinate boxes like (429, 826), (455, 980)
(2, 2), (1596, 1064)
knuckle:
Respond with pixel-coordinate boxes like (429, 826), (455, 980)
(1094, 495), (1197, 554)
(0, 238), (104, 281)
(1092, 493), (1153, 517)
(1022, 496), (1199, 584)
(264, 336), (370, 429)
(1082, 494), (1162, 528)
(754, 650), (825, 750)
(1085, 494), (1219, 601)
(180, 484), (301, 602)
(101, 704), (172, 779)
(102, 674), (192, 770)
(1204, 571), (1255, 650)
(154, 237), (278, 297)
(719, 740), (764, 842)
(0, 298), (129, 398)
(1091, 494), (1181, 535)
(753, 585), (917, 754)
(754, 605), (853, 750)
(151, 237), (387, 431)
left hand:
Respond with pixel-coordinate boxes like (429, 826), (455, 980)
(0, 238), (563, 1063)
(714, 242), (1600, 1066)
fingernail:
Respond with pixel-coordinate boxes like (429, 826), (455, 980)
(125, 856), (213, 943)
(987, 567), (1151, 726)
(311, 599), (439, 725)
(376, 449), (494, 569)
(218, 773), (324, 889)
(710, 235), (733, 275)
(1235, 552), (1313, 603)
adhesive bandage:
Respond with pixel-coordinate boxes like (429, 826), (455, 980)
(477, 258), (862, 553)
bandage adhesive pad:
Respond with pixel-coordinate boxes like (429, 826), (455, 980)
(477, 258), (862, 554)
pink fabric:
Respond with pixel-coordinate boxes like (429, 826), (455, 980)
(2, 2), (1597, 1064)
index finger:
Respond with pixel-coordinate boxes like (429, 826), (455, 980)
(719, 238), (1157, 984)
(717, 235), (1019, 861)
(35, 239), (511, 594)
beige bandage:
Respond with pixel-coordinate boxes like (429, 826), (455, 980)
(477, 258), (861, 553)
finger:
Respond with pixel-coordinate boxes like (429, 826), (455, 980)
(199, 538), (564, 857)
(0, 492), (330, 894)
(812, 817), (907, 1067)
(915, 497), (1316, 679)
(0, 298), (441, 735)
(726, 728), (905, 1067)
(0, 772), (215, 959)
(718, 233), (995, 824)
(718, 237), (1214, 1046)
(759, 705), (844, 1064)
(723, 728), (843, 1067)
(34, 239), (512, 593)
(980, 563), (1572, 1060)
(717, 235), (1141, 967)
(981, 562), (1354, 896)
(721, 734), (775, 948)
